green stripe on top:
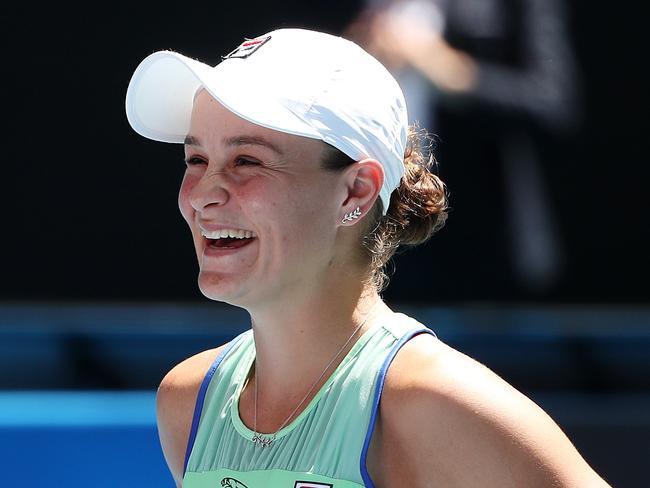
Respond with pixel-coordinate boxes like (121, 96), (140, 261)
(184, 313), (427, 487)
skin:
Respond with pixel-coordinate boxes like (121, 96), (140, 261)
(157, 90), (611, 487)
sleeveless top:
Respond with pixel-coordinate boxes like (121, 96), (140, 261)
(183, 313), (436, 488)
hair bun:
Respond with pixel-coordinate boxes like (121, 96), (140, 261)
(388, 128), (449, 247)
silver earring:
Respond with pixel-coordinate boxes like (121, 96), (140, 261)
(341, 206), (362, 224)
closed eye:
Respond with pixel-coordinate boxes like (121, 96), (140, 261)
(184, 156), (207, 166)
(183, 156), (261, 167)
(234, 157), (260, 167)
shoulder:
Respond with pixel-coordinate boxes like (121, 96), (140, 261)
(156, 345), (227, 487)
(373, 332), (610, 487)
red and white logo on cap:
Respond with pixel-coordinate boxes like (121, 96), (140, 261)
(223, 35), (271, 60)
(293, 483), (332, 488)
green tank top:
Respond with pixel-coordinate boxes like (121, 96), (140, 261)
(183, 313), (435, 488)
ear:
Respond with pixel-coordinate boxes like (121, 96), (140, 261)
(338, 158), (385, 226)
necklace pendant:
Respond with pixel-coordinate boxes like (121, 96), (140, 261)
(252, 432), (276, 448)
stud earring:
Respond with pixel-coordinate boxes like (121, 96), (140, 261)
(341, 206), (362, 224)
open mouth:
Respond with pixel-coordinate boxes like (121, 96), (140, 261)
(200, 228), (257, 251)
(206, 236), (256, 249)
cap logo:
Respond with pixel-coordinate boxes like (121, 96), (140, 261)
(223, 35), (271, 60)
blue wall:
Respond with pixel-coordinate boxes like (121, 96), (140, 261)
(0, 392), (172, 487)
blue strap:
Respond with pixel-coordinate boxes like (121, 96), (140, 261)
(183, 331), (249, 475)
(359, 327), (437, 488)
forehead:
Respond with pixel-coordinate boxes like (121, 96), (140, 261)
(188, 90), (325, 160)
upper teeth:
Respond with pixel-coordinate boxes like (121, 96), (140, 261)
(201, 229), (256, 239)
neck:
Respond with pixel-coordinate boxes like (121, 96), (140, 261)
(246, 282), (392, 408)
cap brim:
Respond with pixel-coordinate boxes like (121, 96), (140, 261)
(125, 51), (321, 144)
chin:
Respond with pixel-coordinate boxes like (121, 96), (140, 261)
(197, 271), (249, 307)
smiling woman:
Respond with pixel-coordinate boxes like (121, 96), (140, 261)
(125, 28), (611, 488)
(178, 94), (347, 305)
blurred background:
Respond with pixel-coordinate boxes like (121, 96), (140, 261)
(1, 1), (648, 487)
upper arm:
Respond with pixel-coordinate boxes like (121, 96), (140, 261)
(156, 346), (225, 487)
(374, 334), (612, 488)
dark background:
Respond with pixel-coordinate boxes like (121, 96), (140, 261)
(2, 1), (648, 305)
(1, 3), (648, 487)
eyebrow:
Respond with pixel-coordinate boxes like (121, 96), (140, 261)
(183, 134), (284, 156)
(184, 135), (201, 146)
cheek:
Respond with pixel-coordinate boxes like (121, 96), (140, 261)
(178, 174), (196, 224)
(269, 188), (330, 247)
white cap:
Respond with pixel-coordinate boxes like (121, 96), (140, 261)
(125, 28), (408, 214)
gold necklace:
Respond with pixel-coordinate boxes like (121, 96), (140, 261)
(251, 304), (378, 448)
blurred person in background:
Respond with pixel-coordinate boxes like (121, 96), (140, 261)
(125, 27), (607, 487)
(346, 0), (580, 297)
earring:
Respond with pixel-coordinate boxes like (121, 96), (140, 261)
(341, 206), (362, 224)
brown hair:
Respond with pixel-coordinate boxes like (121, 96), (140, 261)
(321, 125), (449, 292)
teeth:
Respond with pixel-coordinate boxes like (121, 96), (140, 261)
(201, 228), (256, 239)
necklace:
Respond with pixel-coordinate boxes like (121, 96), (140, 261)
(250, 304), (378, 448)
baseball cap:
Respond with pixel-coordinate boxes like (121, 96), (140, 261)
(125, 28), (408, 214)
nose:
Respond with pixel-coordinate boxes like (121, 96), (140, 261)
(188, 168), (230, 212)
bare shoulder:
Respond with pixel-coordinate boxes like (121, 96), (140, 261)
(156, 344), (227, 487)
(372, 333), (611, 488)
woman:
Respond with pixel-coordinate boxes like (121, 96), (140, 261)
(125, 28), (610, 487)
